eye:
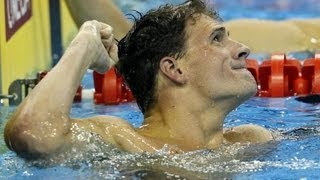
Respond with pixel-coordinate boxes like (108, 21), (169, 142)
(212, 34), (223, 42)
(210, 28), (227, 44)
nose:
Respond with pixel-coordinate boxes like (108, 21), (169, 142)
(234, 44), (250, 60)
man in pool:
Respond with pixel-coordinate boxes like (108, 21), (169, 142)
(4, 0), (273, 157)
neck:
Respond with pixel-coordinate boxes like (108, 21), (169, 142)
(139, 88), (232, 150)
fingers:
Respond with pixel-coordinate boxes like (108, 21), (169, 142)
(100, 23), (113, 39)
(80, 21), (119, 72)
(100, 23), (115, 54)
(101, 33), (114, 50)
(108, 44), (119, 65)
(80, 21), (114, 39)
(79, 21), (99, 36)
(99, 23), (118, 64)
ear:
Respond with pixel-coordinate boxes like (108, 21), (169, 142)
(159, 57), (187, 85)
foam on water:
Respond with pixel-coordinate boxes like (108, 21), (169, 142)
(1, 121), (319, 179)
(1, 88), (320, 179)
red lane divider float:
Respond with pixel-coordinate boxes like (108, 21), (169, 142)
(257, 53), (302, 97)
(37, 51), (319, 105)
(256, 53), (320, 97)
(92, 52), (320, 104)
(93, 67), (134, 104)
(301, 53), (320, 94)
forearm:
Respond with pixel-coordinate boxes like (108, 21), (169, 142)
(4, 33), (97, 155)
(37, 33), (97, 112)
(4, 19), (116, 156)
(65, 0), (131, 39)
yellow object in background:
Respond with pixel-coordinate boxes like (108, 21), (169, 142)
(0, 0), (77, 105)
(60, 0), (79, 49)
(225, 18), (320, 53)
(0, 0), (50, 98)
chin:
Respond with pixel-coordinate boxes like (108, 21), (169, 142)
(240, 79), (257, 100)
(245, 85), (257, 99)
(232, 74), (257, 101)
(232, 68), (257, 94)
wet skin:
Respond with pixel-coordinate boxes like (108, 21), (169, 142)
(4, 16), (273, 157)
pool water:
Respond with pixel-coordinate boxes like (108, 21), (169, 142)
(115, 0), (320, 20)
(1, 0), (320, 179)
(1, 96), (320, 179)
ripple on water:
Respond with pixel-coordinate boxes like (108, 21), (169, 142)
(1, 99), (320, 179)
(0, 127), (319, 179)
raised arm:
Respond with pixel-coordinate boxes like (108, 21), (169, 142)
(4, 21), (118, 157)
(65, 0), (131, 39)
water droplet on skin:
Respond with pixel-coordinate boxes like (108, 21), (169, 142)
(136, 162), (142, 167)
(310, 38), (318, 44)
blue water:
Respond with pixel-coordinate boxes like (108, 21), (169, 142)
(1, 97), (320, 179)
(115, 0), (320, 20)
(1, 0), (320, 179)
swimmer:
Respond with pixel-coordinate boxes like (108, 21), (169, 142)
(65, 0), (320, 53)
(225, 18), (320, 53)
(65, 0), (131, 39)
(4, 0), (273, 158)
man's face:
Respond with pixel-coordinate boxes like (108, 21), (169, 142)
(180, 14), (257, 106)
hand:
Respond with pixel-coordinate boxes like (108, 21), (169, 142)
(79, 20), (119, 74)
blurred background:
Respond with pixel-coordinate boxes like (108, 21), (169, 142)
(0, 1), (319, 179)
(0, 0), (319, 106)
(116, 0), (320, 20)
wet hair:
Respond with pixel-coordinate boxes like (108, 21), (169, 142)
(116, 0), (221, 114)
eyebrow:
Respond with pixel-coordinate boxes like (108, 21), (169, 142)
(209, 26), (226, 38)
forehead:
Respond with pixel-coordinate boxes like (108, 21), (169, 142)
(184, 14), (223, 42)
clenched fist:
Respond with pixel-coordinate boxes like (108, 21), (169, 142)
(79, 20), (119, 74)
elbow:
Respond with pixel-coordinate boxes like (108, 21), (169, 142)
(4, 122), (34, 158)
(4, 115), (57, 158)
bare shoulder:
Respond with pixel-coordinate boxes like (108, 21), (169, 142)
(71, 115), (135, 143)
(71, 116), (157, 152)
(75, 115), (134, 129)
(223, 124), (273, 144)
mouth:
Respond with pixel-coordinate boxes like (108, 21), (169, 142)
(231, 63), (247, 70)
